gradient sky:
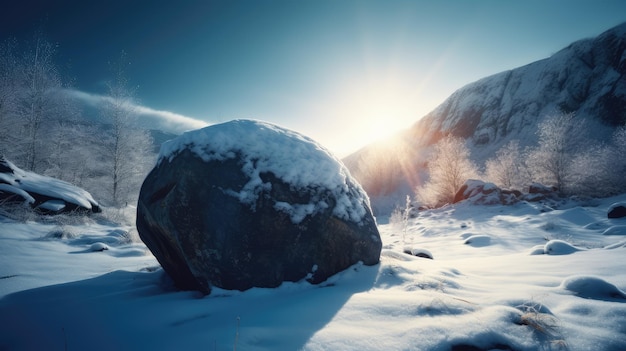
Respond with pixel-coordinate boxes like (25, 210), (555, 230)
(2, 0), (626, 157)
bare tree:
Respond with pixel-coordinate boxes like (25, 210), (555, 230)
(15, 32), (65, 171)
(101, 51), (153, 206)
(416, 135), (478, 207)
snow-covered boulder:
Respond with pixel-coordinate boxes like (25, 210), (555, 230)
(544, 240), (582, 255)
(0, 156), (100, 214)
(608, 202), (626, 219)
(136, 120), (381, 294)
(402, 246), (433, 259)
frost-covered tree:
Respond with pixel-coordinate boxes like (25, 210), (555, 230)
(525, 112), (587, 195)
(595, 125), (626, 195)
(415, 135), (478, 207)
(101, 51), (153, 206)
(44, 116), (96, 185)
(0, 38), (21, 155)
(485, 140), (529, 190)
(566, 125), (626, 197)
(567, 143), (611, 196)
(15, 33), (70, 172)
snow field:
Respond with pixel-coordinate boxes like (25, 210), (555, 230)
(1, 195), (625, 350)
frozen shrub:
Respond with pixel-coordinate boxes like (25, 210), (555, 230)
(415, 136), (478, 207)
(485, 140), (529, 190)
(525, 112), (588, 195)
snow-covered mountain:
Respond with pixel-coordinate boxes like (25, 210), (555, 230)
(345, 22), (626, 210)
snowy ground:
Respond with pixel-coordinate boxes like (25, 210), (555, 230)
(1, 196), (625, 351)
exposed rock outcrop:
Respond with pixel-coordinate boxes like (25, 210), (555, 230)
(453, 179), (519, 205)
(0, 156), (100, 214)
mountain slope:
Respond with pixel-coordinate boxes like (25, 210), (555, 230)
(414, 21), (625, 151)
(345, 22), (626, 212)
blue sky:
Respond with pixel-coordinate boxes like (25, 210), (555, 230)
(2, 0), (626, 156)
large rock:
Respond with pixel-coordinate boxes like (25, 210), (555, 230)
(0, 156), (100, 214)
(137, 120), (381, 294)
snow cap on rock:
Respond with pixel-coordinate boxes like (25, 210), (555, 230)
(158, 119), (370, 224)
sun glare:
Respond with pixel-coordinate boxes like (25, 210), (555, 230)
(332, 76), (424, 154)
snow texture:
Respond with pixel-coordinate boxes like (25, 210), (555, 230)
(158, 119), (369, 224)
(2, 194), (626, 350)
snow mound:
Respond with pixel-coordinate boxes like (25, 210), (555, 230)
(604, 240), (626, 249)
(560, 276), (626, 301)
(463, 234), (491, 247)
(529, 245), (547, 255)
(557, 207), (597, 226)
(529, 240), (585, 255)
(89, 242), (109, 252)
(583, 221), (608, 230)
(106, 246), (149, 258)
(65, 232), (146, 256)
(380, 249), (420, 262)
(544, 240), (582, 255)
(602, 225), (626, 236)
(157, 119), (369, 224)
(65, 230), (133, 247)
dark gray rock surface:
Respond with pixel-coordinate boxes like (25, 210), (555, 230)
(608, 202), (626, 218)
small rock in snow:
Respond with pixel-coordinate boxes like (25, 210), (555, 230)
(403, 247), (434, 259)
(607, 202), (626, 219)
(90, 242), (109, 252)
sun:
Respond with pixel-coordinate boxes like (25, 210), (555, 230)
(333, 76), (422, 152)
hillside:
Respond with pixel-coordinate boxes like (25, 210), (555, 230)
(345, 22), (626, 213)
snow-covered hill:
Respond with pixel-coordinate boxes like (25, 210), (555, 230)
(345, 22), (626, 210)
(1, 197), (625, 350)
